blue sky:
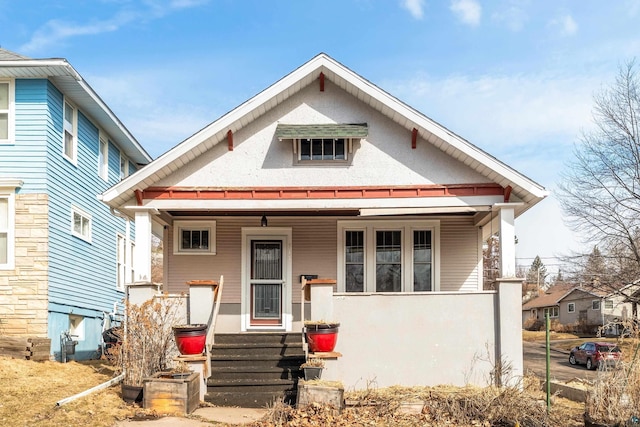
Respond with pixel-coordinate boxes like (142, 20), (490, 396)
(2, 0), (640, 276)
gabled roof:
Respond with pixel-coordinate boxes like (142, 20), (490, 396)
(522, 283), (575, 310)
(0, 48), (151, 165)
(101, 53), (548, 210)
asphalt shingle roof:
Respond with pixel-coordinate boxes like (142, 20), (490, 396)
(275, 123), (368, 139)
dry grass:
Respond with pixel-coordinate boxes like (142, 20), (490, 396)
(0, 356), (135, 427)
(254, 376), (584, 427)
(522, 330), (579, 342)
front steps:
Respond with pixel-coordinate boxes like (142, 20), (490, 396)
(206, 332), (305, 408)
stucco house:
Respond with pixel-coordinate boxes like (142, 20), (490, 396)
(0, 49), (152, 360)
(101, 53), (547, 403)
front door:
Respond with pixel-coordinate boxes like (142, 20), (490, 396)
(241, 227), (292, 331)
(250, 240), (283, 325)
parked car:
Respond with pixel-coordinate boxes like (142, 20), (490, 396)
(569, 341), (623, 370)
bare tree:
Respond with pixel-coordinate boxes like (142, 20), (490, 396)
(558, 59), (640, 296)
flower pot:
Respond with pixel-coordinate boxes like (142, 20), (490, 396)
(305, 323), (339, 352)
(121, 383), (143, 404)
(172, 324), (207, 355)
(303, 367), (323, 380)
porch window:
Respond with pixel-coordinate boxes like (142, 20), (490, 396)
(568, 302), (575, 313)
(173, 220), (216, 255)
(592, 300), (600, 310)
(0, 80), (14, 144)
(604, 299), (613, 310)
(543, 306), (559, 318)
(339, 220), (439, 293)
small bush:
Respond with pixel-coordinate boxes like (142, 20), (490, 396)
(523, 318), (544, 331)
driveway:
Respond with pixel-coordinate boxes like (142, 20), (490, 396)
(523, 340), (601, 382)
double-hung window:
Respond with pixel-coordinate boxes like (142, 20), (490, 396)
(0, 80), (14, 144)
(339, 220), (439, 293)
(116, 233), (135, 291)
(120, 154), (129, 180)
(98, 135), (109, 181)
(0, 180), (20, 270)
(71, 206), (91, 242)
(567, 302), (575, 313)
(63, 100), (77, 162)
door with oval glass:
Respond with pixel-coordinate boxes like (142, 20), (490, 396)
(250, 240), (284, 326)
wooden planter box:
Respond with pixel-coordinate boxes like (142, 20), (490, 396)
(143, 372), (199, 415)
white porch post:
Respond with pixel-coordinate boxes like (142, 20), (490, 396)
(134, 210), (153, 283)
(493, 203), (523, 388)
(495, 203), (516, 279)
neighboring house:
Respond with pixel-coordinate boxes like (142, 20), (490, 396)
(101, 53), (547, 390)
(0, 49), (152, 360)
(523, 282), (640, 335)
(521, 283), (575, 327)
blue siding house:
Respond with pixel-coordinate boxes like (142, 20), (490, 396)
(0, 49), (152, 360)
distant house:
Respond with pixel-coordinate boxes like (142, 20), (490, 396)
(522, 283), (574, 327)
(523, 282), (640, 335)
(101, 53), (547, 397)
(0, 49), (152, 360)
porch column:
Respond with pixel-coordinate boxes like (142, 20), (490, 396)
(493, 203), (523, 387)
(134, 210), (153, 283)
(494, 203), (517, 279)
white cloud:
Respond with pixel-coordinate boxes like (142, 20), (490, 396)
(450, 0), (481, 27)
(549, 14), (578, 37)
(492, 0), (529, 31)
(19, 0), (209, 53)
(401, 0), (425, 20)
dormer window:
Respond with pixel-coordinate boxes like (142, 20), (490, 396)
(276, 123), (367, 164)
(300, 138), (346, 161)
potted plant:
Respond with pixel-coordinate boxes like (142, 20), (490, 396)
(172, 324), (207, 355)
(300, 358), (325, 380)
(115, 296), (185, 404)
(304, 320), (340, 352)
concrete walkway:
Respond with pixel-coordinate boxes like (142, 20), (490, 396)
(115, 406), (268, 426)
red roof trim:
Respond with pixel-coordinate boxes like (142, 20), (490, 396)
(140, 184), (504, 201)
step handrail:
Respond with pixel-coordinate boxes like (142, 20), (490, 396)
(205, 275), (224, 348)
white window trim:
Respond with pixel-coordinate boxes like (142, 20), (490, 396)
(0, 180), (21, 270)
(71, 205), (92, 243)
(337, 219), (440, 293)
(63, 99), (78, 164)
(604, 299), (614, 310)
(592, 299), (601, 310)
(69, 314), (85, 341)
(0, 79), (15, 145)
(544, 306), (559, 318)
(120, 153), (129, 180)
(295, 138), (350, 163)
(98, 132), (109, 181)
(173, 220), (216, 255)
(567, 302), (575, 313)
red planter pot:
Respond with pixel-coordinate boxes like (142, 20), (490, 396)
(305, 324), (339, 352)
(173, 324), (207, 355)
